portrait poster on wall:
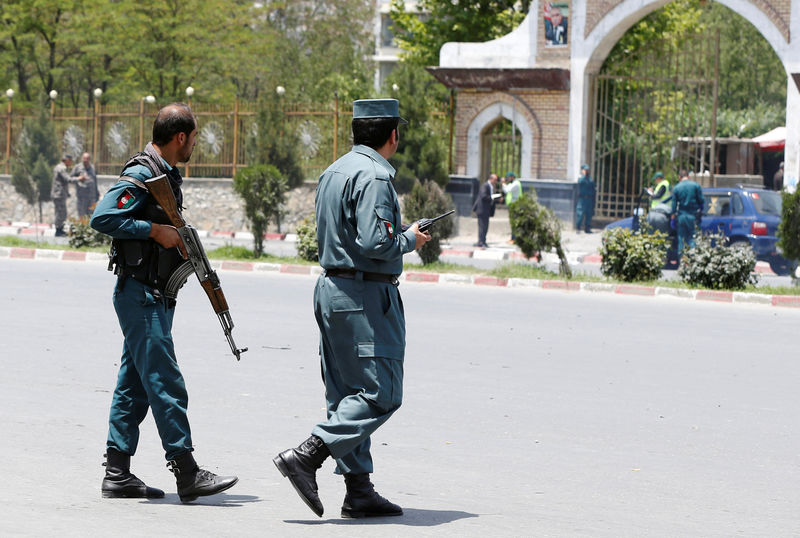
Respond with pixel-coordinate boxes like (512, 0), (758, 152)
(544, 1), (569, 47)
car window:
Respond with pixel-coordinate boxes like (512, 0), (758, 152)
(749, 191), (782, 216)
(704, 194), (731, 216)
(732, 194), (745, 215)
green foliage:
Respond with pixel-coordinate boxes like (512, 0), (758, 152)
(67, 216), (110, 249)
(11, 108), (59, 222)
(232, 164), (287, 257)
(0, 0), (374, 105)
(600, 226), (668, 282)
(678, 233), (758, 289)
(508, 191), (571, 277)
(247, 92), (303, 186)
(385, 62), (449, 194)
(295, 213), (319, 263)
(778, 189), (800, 262)
(390, 0), (531, 67)
(604, 0), (785, 139)
(402, 180), (455, 265)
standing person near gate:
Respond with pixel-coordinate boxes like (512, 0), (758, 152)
(501, 171), (522, 243)
(671, 169), (704, 255)
(575, 163), (596, 233)
(273, 98), (431, 519)
(647, 171), (671, 209)
(91, 103), (238, 503)
(472, 173), (498, 248)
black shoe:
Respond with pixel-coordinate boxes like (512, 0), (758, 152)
(273, 435), (330, 517)
(167, 452), (238, 503)
(101, 448), (164, 499)
(54, 228), (66, 237)
(341, 473), (402, 518)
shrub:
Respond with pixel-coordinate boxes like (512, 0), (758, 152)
(678, 233), (758, 289)
(402, 180), (455, 264)
(233, 164), (287, 257)
(778, 188), (800, 261)
(68, 216), (111, 249)
(600, 225), (668, 282)
(509, 191), (571, 277)
(296, 213), (318, 262)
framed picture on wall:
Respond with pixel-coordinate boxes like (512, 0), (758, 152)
(544, 1), (569, 47)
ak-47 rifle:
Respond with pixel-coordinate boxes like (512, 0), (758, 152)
(145, 174), (248, 361)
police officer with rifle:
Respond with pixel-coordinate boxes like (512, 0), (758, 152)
(91, 103), (239, 502)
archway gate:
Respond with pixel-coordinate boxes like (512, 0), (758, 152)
(590, 31), (721, 219)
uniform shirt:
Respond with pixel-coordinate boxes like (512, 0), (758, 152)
(90, 155), (174, 240)
(316, 144), (416, 276)
(577, 173), (596, 198)
(50, 162), (74, 199)
(72, 161), (98, 200)
(671, 179), (704, 215)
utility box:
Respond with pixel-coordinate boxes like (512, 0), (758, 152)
(445, 175), (480, 216)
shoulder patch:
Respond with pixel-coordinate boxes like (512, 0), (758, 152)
(117, 189), (136, 209)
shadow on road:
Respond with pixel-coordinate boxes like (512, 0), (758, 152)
(284, 507), (478, 526)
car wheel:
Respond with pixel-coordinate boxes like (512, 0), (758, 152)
(768, 256), (796, 276)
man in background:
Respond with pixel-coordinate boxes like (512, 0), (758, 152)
(51, 154), (75, 236)
(473, 173), (498, 248)
(72, 152), (99, 217)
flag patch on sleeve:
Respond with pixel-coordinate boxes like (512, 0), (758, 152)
(117, 189), (135, 209)
(384, 221), (394, 238)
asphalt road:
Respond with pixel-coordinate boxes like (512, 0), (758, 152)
(1, 258), (799, 537)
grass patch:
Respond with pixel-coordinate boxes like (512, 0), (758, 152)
(205, 245), (315, 265)
(404, 261), (482, 275)
(0, 236), (108, 252)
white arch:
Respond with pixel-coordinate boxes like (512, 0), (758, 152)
(466, 102), (534, 178)
(579, 0), (790, 66)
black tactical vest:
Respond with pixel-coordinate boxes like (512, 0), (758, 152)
(109, 143), (185, 293)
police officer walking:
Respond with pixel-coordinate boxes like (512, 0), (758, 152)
(273, 98), (431, 518)
(671, 169), (705, 255)
(91, 103), (238, 502)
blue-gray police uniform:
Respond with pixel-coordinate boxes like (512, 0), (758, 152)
(90, 146), (192, 461)
(575, 172), (596, 232)
(311, 144), (417, 475)
(671, 179), (704, 255)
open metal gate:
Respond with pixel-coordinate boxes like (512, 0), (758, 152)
(482, 119), (522, 179)
(591, 31), (720, 219)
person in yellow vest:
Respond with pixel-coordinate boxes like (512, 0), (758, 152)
(501, 171), (522, 243)
(647, 171), (671, 209)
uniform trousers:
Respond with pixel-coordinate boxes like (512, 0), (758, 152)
(311, 274), (405, 475)
(676, 212), (698, 255)
(107, 277), (193, 460)
(53, 197), (67, 229)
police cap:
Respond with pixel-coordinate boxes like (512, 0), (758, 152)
(353, 99), (408, 125)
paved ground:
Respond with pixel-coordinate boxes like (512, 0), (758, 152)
(2, 259), (800, 537)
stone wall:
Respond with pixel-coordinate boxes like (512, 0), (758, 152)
(0, 174), (317, 233)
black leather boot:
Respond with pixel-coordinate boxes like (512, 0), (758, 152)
(273, 435), (330, 517)
(167, 451), (238, 503)
(101, 448), (165, 499)
(341, 473), (402, 518)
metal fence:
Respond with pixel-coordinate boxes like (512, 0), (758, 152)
(2, 98), (451, 180)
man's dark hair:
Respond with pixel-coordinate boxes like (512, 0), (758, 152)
(679, 169), (688, 177)
(152, 102), (196, 146)
(352, 118), (399, 149)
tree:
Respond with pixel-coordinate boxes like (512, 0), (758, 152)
(247, 91), (303, 188)
(390, 0), (531, 66)
(11, 108), (59, 226)
(385, 62), (449, 194)
(509, 191), (571, 277)
(232, 164), (287, 257)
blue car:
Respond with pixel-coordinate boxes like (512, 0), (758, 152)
(605, 186), (793, 274)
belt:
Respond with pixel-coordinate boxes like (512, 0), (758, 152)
(325, 268), (398, 284)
